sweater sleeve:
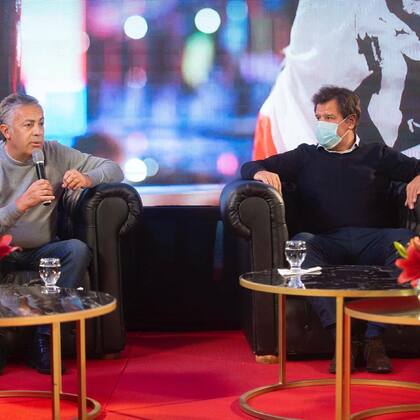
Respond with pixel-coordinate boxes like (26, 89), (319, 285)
(0, 203), (24, 235)
(380, 145), (420, 182)
(241, 144), (306, 181)
(49, 142), (124, 186)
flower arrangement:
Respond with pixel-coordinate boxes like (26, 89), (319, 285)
(394, 237), (420, 288)
(0, 234), (19, 260)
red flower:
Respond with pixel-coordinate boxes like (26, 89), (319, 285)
(396, 243), (420, 288)
(0, 235), (20, 259)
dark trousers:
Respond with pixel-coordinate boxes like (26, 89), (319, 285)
(292, 227), (414, 338)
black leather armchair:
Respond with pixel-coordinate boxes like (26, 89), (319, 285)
(0, 182), (142, 358)
(220, 179), (420, 359)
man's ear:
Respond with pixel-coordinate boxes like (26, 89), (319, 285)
(0, 124), (10, 141)
(347, 114), (357, 130)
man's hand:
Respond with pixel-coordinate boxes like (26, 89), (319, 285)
(405, 175), (420, 209)
(15, 179), (55, 212)
(62, 169), (92, 190)
(254, 170), (282, 192)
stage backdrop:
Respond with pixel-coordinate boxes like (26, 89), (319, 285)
(254, 0), (420, 159)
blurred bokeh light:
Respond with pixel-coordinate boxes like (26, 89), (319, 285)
(124, 158), (148, 182)
(194, 8), (221, 34)
(217, 152), (239, 176)
(124, 15), (148, 39)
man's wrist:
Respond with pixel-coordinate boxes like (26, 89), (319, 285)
(15, 197), (28, 213)
(83, 174), (93, 188)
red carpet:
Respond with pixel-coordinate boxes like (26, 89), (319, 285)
(0, 331), (420, 419)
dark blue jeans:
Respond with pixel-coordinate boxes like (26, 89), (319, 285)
(292, 227), (414, 338)
(2, 238), (92, 334)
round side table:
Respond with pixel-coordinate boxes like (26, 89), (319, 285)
(343, 295), (420, 419)
(239, 266), (415, 420)
(0, 285), (116, 420)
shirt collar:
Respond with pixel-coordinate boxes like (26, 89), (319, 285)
(317, 135), (360, 154)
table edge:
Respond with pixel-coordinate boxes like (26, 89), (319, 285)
(0, 300), (116, 327)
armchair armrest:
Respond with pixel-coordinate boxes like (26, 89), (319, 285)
(59, 182), (142, 288)
(388, 181), (420, 234)
(220, 179), (288, 270)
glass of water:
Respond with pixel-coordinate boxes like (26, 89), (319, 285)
(284, 241), (306, 273)
(39, 258), (61, 293)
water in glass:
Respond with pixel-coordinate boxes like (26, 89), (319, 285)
(39, 258), (61, 292)
(285, 241), (306, 272)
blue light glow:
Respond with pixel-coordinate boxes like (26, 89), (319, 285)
(223, 22), (247, 55)
(226, 0), (248, 21)
(144, 157), (159, 177)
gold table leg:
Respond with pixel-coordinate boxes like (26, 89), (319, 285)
(0, 318), (101, 419)
(343, 311), (352, 420)
(51, 321), (62, 419)
(77, 319), (87, 420)
(335, 296), (345, 420)
(278, 295), (286, 384)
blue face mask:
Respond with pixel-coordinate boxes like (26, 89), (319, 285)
(315, 118), (348, 150)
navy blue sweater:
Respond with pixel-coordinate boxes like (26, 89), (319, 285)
(241, 143), (420, 233)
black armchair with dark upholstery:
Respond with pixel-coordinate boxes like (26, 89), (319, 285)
(220, 179), (420, 359)
(0, 182), (142, 358)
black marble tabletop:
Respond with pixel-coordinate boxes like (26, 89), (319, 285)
(240, 265), (412, 291)
(0, 285), (114, 318)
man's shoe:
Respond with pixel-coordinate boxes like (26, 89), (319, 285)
(329, 340), (361, 374)
(28, 333), (65, 375)
(364, 336), (392, 373)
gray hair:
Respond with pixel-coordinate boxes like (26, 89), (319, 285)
(0, 93), (40, 141)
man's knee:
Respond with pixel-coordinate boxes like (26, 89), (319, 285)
(291, 232), (315, 242)
(66, 239), (92, 265)
(392, 228), (415, 244)
(382, 228), (415, 251)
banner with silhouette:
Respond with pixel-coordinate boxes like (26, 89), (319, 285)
(253, 0), (420, 159)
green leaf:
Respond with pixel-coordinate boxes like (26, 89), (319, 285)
(394, 241), (408, 259)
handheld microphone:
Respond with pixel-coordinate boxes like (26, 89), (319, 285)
(31, 148), (51, 206)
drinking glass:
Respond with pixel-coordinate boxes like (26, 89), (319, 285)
(39, 258), (61, 293)
(284, 241), (306, 273)
(287, 274), (306, 289)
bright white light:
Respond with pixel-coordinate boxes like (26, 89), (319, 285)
(195, 8), (221, 34)
(124, 158), (147, 182)
(124, 15), (148, 40)
(144, 157), (159, 177)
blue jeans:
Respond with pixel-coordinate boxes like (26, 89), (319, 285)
(292, 227), (415, 338)
(2, 239), (92, 335)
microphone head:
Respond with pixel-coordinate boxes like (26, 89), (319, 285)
(32, 148), (44, 164)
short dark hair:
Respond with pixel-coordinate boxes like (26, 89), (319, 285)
(0, 93), (40, 141)
(0, 93), (40, 125)
(312, 85), (361, 122)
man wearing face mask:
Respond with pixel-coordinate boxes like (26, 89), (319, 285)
(241, 85), (420, 374)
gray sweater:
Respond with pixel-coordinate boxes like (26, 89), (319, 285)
(0, 141), (124, 248)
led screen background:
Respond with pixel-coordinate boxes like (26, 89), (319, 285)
(19, 0), (296, 186)
(17, 0), (420, 187)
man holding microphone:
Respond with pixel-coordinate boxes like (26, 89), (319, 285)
(0, 93), (124, 374)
